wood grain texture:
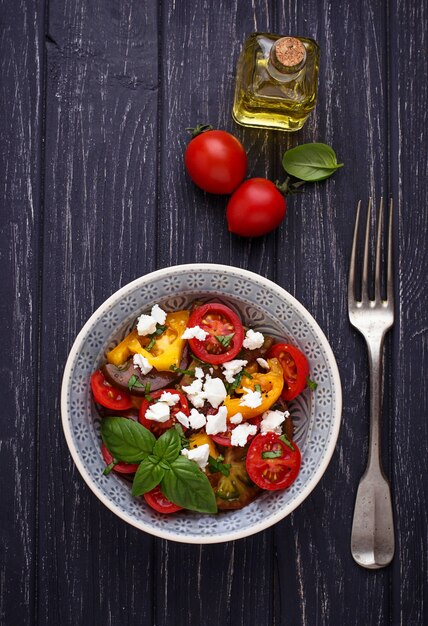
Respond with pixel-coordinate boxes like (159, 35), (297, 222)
(0, 0), (427, 624)
(0, 1), (45, 624)
(37, 1), (159, 624)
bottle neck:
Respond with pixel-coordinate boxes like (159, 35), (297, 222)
(267, 37), (307, 82)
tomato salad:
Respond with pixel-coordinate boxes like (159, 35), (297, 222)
(91, 302), (313, 514)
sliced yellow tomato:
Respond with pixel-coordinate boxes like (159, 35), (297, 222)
(189, 433), (218, 459)
(106, 310), (190, 371)
(224, 358), (284, 419)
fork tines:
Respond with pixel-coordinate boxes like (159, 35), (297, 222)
(348, 197), (394, 306)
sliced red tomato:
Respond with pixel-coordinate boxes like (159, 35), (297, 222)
(139, 389), (190, 438)
(144, 486), (183, 514)
(101, 443), (139, 474)
(267, 343), (309, 401)
(211, 416), (261, 447)
(246, 432), (301, 491)
(187, 303), (244, 365)
(91, 370), (133, 410)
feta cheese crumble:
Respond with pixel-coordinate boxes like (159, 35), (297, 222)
(151, 303), (167, 325)
(243, 329), (264, 350)
(182, 378), (206, 409)
(195, 367), (205, 379)
(188, 408), (207, 429)
(182, 325), (209, 341)
(145, 402), (170, 423)
(136, 304), (167, 336)
(205, 406), (228, 435)
(229, 412), (243, 425)
(230, 423), (258, 447)
(256, 357), (269, 370)
(181, 443), (210, 470)
(222, 359), (248, 384)
(159, 391), (180, 406)
(133, 353), (153, 375)
(175, 410), (190, 429)
(203, 376), (227, 408)
(136, 314), (157, 336)
(260, 409), (289, 435)
(239, 387), (263, 409)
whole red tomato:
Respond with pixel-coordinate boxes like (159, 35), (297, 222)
(184, 127), (247, 194)
(226, 178), (286, 237)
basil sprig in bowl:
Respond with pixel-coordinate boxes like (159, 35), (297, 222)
(61, 264), (342, 543)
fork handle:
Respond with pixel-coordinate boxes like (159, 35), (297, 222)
(351, 334), (395, 568)
(365, 335), (385, 474)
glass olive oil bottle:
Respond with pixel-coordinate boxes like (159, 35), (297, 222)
(232, 33), (320, 132)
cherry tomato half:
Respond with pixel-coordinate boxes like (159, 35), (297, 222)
(187, 303), (244, 365)
(246, 432), (301, 491)
(226, 178), (286, 237)
(139, 389), (190, 437)
(144, 486), (183, 514)
(101, 443), (139, 474)
(91, 370), (133, 411)
(211, 416), (261, 447)
(184, 129), (247, 194)
(267, 343), (309, 401)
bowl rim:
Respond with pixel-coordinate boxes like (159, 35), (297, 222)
(61, 262), (342, 543)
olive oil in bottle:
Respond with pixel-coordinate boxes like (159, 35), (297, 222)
(232, 33), (320, 132)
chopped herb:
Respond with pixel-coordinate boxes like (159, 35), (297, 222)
(170, 364), (196, 377)
(208, 455), (231, 477)
(279, 433), (295, 451)
(144, 382), (153, 402)
(103, 459), (117, 475)
(215, 333), (234, 349)
(230, 369), (253, 391)
(146, 324), (168, 351)
(174, 423), (190, 448)
(261, 450), (282, 460)
(254, 384), (262, 393)
(128, 374), (145, 391)
(306, 376), (318, 391)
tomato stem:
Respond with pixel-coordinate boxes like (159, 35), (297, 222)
(185, 123), (214, 138)
(275, 177), (306, 196)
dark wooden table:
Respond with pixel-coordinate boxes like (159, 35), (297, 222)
(1, 1), (427, 624)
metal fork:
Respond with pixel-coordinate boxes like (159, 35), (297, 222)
(348, 197), (395, 569)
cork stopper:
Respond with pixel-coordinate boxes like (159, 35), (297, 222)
(271, 37), (306, 72)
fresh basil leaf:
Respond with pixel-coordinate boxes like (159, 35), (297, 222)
(279, 433), (295, 451)
(174, 423), (190, 448)
(131, 457), (165, 497)
(101, 417), (156, 463)
(262, 450), (282, 459)
(153, 428), (181, 463)
(282, 143), (343, 182)
(215, 333), (234, 349)
(160, 456), (217, 513)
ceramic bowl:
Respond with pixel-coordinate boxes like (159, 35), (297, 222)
(61, 263), (342, 543)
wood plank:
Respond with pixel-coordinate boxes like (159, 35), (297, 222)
(273, 0), (392, 624)
(389, 1), (428, 624)
(0, 1), (45, 624)
(38, 1), (159, 623)
(154, 2), (279, 625)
